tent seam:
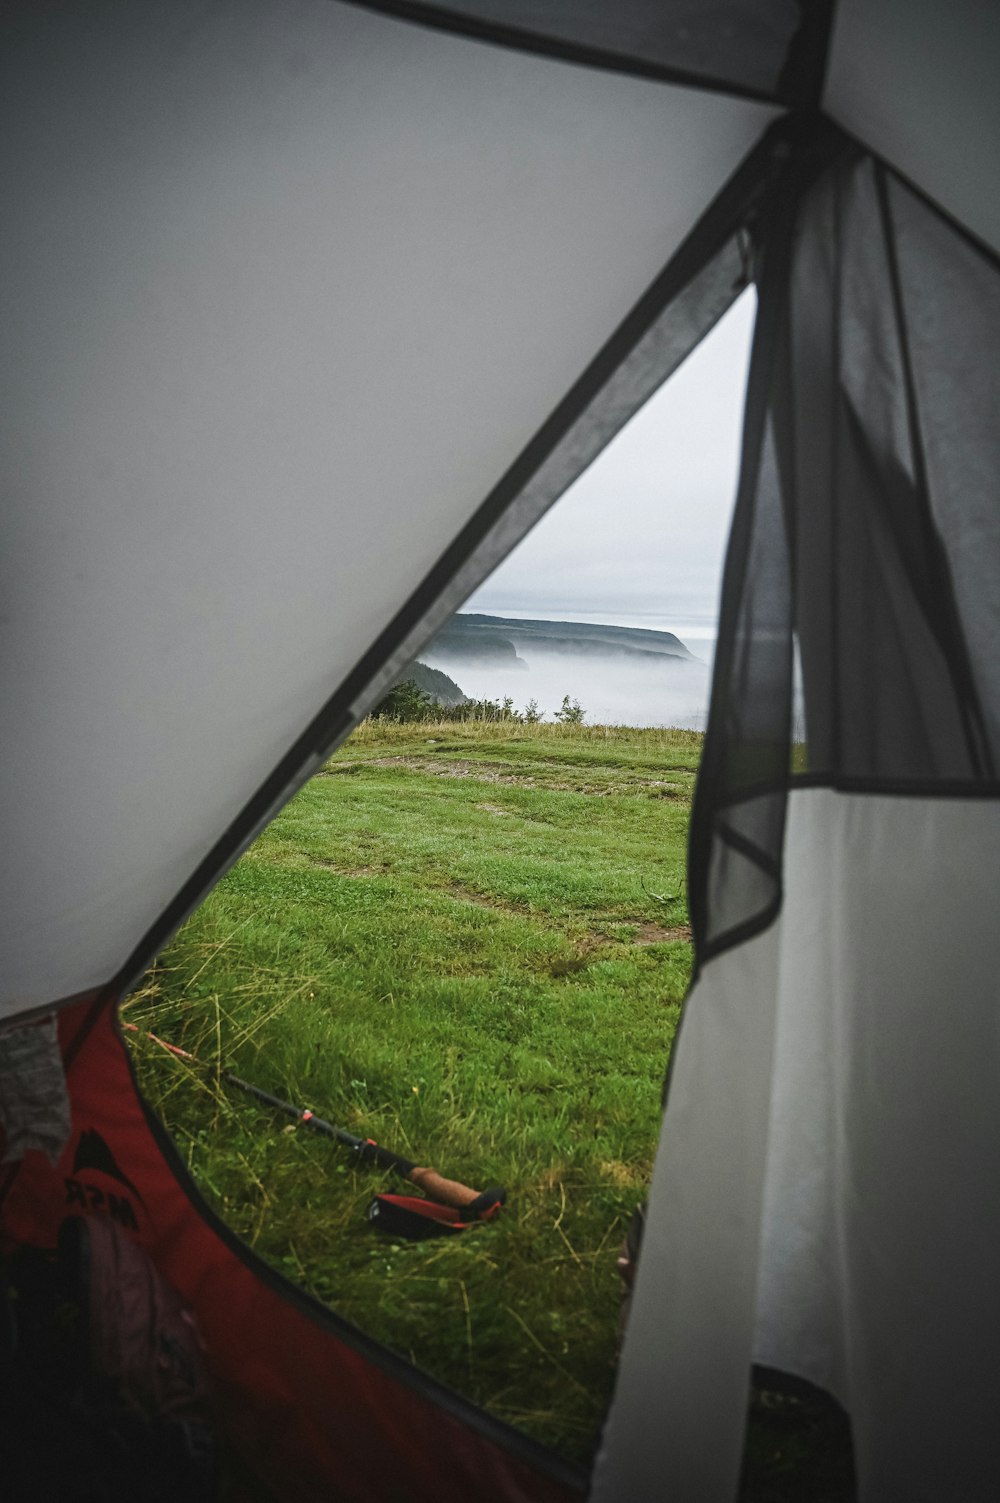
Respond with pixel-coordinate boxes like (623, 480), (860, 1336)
(332, 0), (788, 106)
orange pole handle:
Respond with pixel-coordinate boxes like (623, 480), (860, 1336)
(407, 1165), (481, 1210)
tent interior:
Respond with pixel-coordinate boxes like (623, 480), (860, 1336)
(2, 2), (999, 1501)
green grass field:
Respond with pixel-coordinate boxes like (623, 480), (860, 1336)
(127, 721), (696, 1461)
(127, 718), (853, 1496)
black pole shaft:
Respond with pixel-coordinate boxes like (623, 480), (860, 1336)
(221, 1070), (417, 1176)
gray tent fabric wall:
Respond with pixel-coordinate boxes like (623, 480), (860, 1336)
(594, 131), (1000, 1502)
(3, 2), (999, 1501)
(0, 0), (776, 1017)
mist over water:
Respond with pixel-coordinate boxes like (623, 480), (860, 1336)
(423, 619), (717, 729)
(447, 295), (756, 729)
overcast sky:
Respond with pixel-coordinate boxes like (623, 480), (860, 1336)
(466, 287), (756, 632)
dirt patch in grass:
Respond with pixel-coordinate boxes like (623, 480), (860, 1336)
(341, 756), (527, 783)
(594, 920), (692, 945)
(304, 859), (388, 877)
(632, 922), (691, 945)
(445, 882), (529, 916)
(440, 890), (690, 949)
(329, 756), (689, 798)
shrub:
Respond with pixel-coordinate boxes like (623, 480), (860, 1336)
(554, 694), (585, 725)
(371, 685), (586, 727)
(371, 680), (438, 721)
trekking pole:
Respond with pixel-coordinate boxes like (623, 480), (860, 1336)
(122, 1022), (506, 1224)
(220, 1070), (504, 1219)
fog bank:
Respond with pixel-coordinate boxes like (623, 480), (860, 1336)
(422, 645), (714, 729)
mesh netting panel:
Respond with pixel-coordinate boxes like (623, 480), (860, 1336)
(889, 176), (1000, 754)
(692, 147), (1000, 961)
(791, 158), (997, 783)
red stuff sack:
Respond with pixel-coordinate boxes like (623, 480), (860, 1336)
(56, 1213), (218, 1499)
